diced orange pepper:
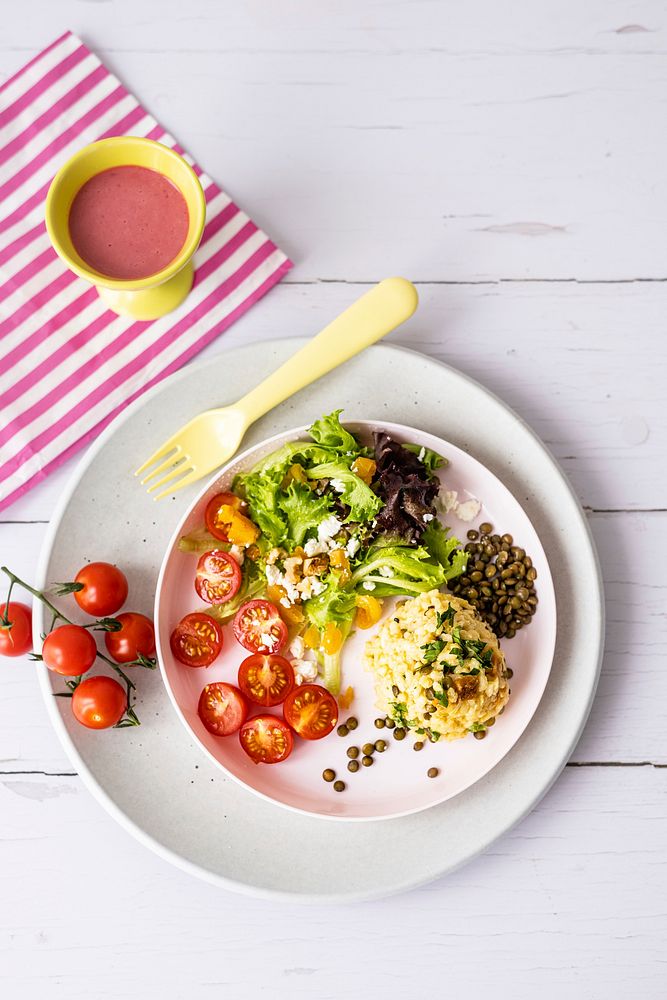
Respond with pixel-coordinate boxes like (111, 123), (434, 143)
(355, 594), (383, 629)
(293, 546), (306, 560)
(266, 584), (287, 606)
(303, 625), (321, 649)
(226, 512), (260, 546)
(322, 622), (343, 655)
(351, 456), (376, 485)
(281, 463), (309, 489)
(329, 549), (350, 572)
(338, 686), (354, 710)
(281, 603), (304, 627)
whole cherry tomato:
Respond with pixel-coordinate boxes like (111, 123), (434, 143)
(71, 675), (127, 729)
(105, 612), (155, 664)
(0, 602), (32, 657)
(73, 562), (128, 617)
(42, 624), (97, 677)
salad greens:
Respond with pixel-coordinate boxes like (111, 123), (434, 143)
(196, 410), (468, 694)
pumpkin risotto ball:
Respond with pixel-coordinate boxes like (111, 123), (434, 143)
(363, 590), (510, 742)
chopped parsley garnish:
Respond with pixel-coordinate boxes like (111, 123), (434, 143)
(433, 689), (449, 707)
(436, 606), (455, 630)
(391, 701), (409, 727)
(421, 638), (445, 663)
(469, 722), (486, 732)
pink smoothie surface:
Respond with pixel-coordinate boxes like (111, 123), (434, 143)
(68, 165), (190, 280)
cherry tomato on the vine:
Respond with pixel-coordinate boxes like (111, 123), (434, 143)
(0, 602), (32, 657)
(73, 562), (128, 617)
(105, 612), (155, 664)
(71, 675), (127, 729)
(42, 624), (97, 677)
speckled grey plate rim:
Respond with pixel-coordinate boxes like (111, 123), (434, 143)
(33, 340), (604, 904)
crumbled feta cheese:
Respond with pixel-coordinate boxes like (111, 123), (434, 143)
(317, 515), (342, 542)
(378, 566), (393, 578)
(265, 564), (281, 586)
(297, 576), (327, 600)
(289, 636), (305, 659)
(456, 498), (482, 522)
(329, 478), (346, 493)
(292, 658), (318, 683)
(304, 537), (327, 557)
(229, 544), (245, 566)
(439, 490), (458, 514)
(279, 597), (291, 609)
(418, 447), (426, 461)
(362, 581), (376, 591)
(345, 536), (361, 558)
(422, 513), (434, 523)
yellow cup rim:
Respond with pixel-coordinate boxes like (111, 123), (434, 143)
(45, 136), (207, 291)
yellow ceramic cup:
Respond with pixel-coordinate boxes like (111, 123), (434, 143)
(45, 136), (206, 320)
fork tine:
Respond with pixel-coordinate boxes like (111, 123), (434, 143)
(153, 467), (199, 501)
(146, 459), (191, 495)
(135, 438), (180, 478)
(140, 449), (183, 486)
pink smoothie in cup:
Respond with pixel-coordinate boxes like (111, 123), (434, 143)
(68, 165), (190, 280)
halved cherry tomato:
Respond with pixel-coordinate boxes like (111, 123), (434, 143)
(72, 675), (127, 729)
(0, 602), (32, 657)
(195, 550), (242, 605)
(239, 714), (293, 764)
(198, 682), (248, 736)
(232, 599), (288, 654)
(283, 683), (338, 740)
(42, 624), (97, 677)
(204, 492), (245, 542)
(238, 653), (295, 707)
(105, 612), (155, 664)
(170, 612), (223, 667)
(73, 562), (128, 617)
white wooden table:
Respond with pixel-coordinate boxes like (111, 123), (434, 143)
(1, 2), (665, 996)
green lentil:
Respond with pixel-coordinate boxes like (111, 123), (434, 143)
(322, 769), (335, 782)
(362, 755), (373, 767)
(346, 746), (359, 759)
(393, 728), (406, 741)
(346, 717), (358, 731)
(427, 767), (439, 778)
(347, 760), (360, 773)
(333, 780), (346, 792)
(374, 740), (386, 753)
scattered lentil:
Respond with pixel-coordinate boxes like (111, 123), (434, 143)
(346, 716), (358, 731)
(347, 760), (360, 773)
(427, 767), (439, 778)
(346, 746), (359, 759)
(322, 768), (335, 782)
(374, 739), (386, 753)
(336, 724), (349, 737)
(362, 755), (373, 767)
(333, 780), (346, 792)
(374, 717), (386, 729)
(393, 728), (406, 741)
(413, 741), (424, 752)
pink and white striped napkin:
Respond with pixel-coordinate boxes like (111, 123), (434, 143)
(0, 31), (292, 512)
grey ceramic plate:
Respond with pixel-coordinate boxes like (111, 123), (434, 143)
(34, 340), (604, 902)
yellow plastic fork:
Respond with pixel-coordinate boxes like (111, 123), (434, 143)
(135, 277), (419, 499)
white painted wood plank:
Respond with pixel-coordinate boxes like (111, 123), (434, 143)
(0, 2), (665, 280)
(1, 506), (664, 769)
(0, 765), (664, 998)
(5, 279), (663, 522)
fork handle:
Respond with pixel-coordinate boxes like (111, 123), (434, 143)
(237, 277), (419, 425)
